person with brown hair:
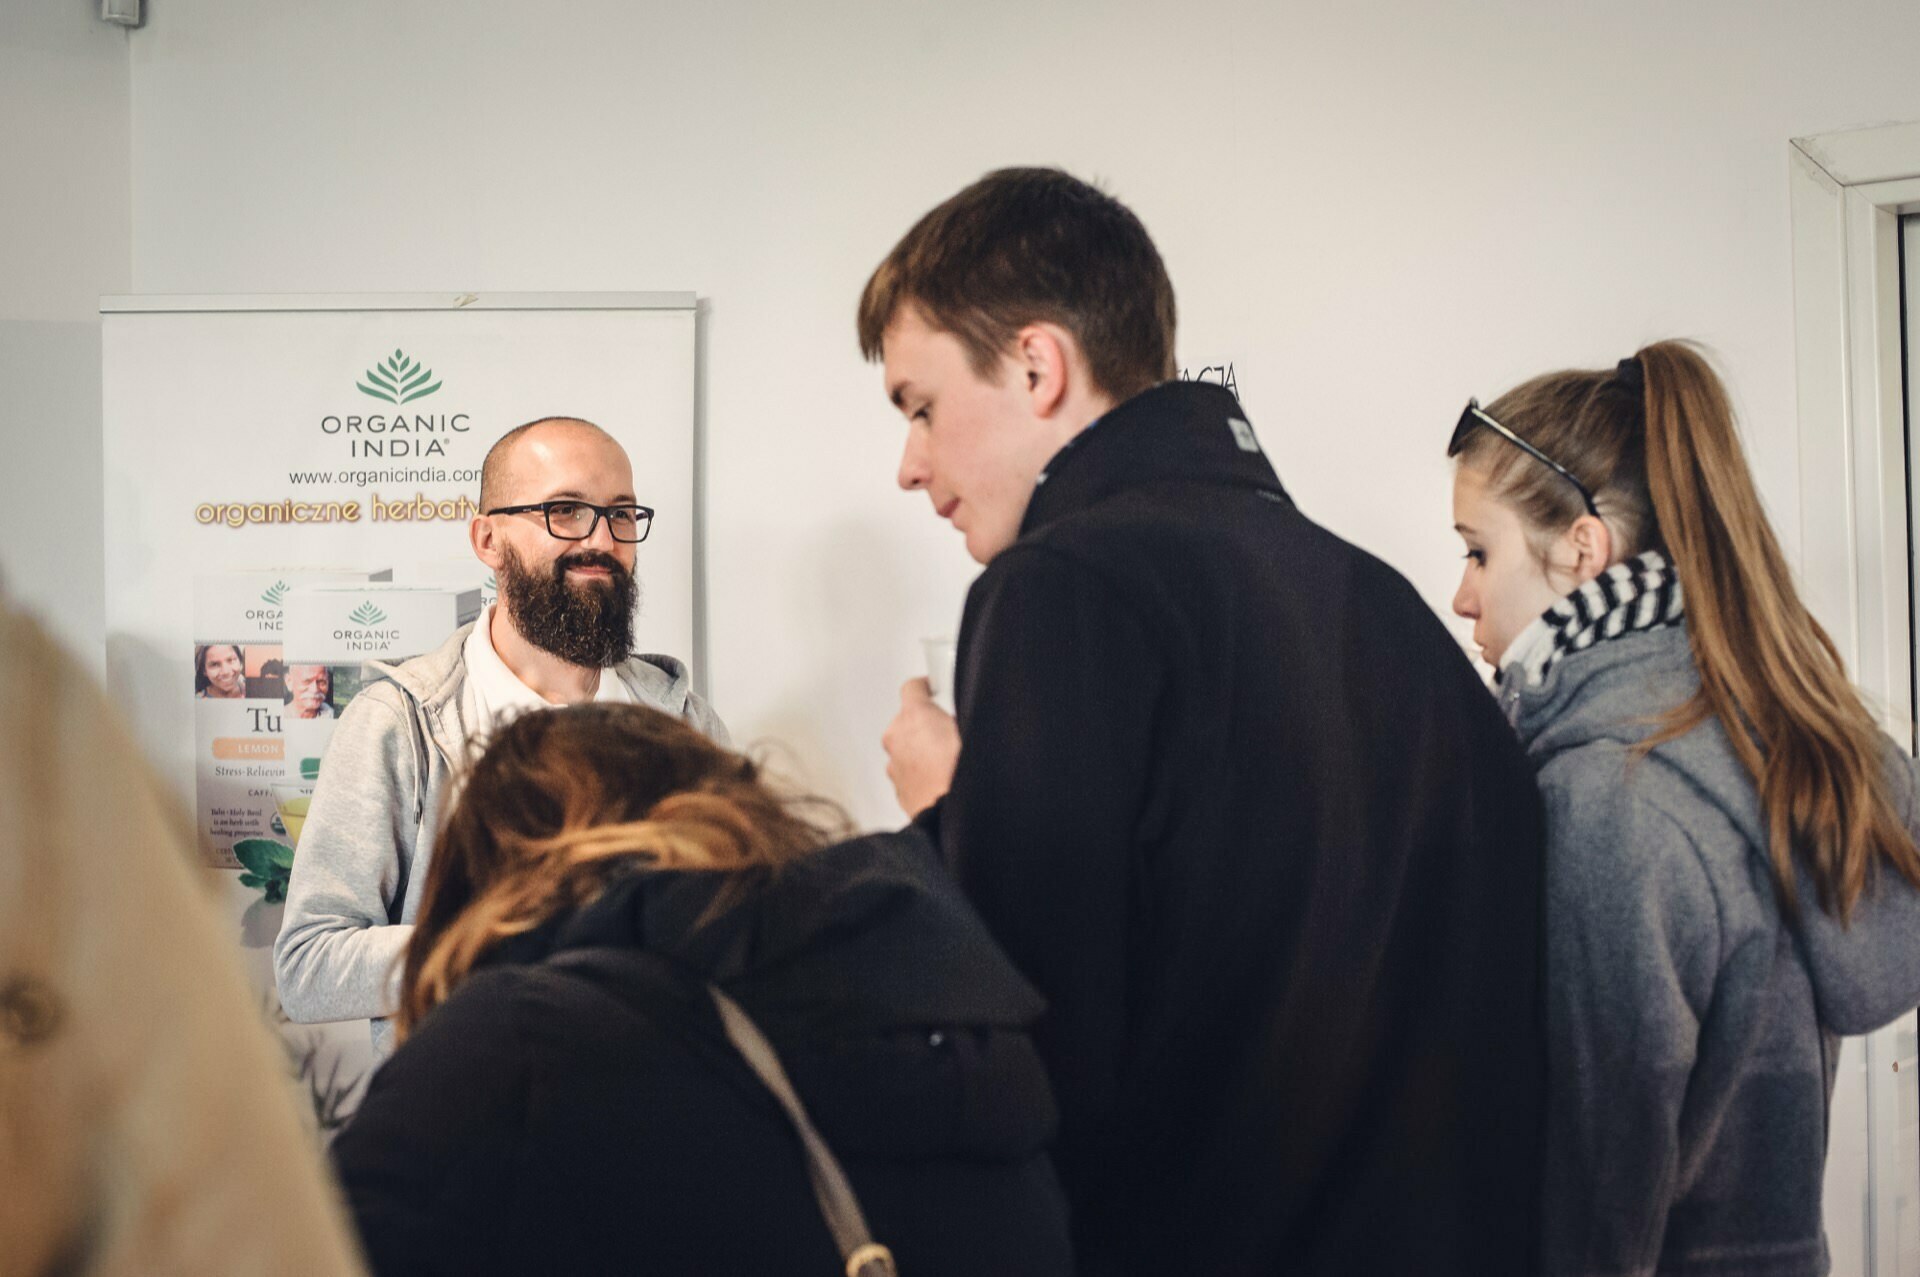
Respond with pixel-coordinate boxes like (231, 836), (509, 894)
(328, 702), (1070, 1276)
(194, 642), (247, 698)
(1448, 340), (1920, 1277)
(867, 167), (1548, 1274)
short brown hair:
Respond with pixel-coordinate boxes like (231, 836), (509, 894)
(857, 167), (1177, 403)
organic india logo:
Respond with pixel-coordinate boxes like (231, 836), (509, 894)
(322, 350), (467, 458)
(357, 349), (442, 404)
(349, 602), (388, 626)
(261, 580), (289, 606)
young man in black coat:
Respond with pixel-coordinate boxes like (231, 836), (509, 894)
(863, 168), (1548, 1275)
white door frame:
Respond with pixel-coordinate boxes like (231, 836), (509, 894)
(1791, 119), (1920, 1277)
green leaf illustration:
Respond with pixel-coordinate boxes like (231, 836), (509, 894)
(357, 349), (439, 403)
(234, 838), (295, 903)
(356, 349), (442, 404)
(233, 838), (288, 875)
(261, 580), (289, 606)
(349, 602), (388, 626)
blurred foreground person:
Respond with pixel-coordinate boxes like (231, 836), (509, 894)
(0, 592), (364, 1276)
(332, 703), (1069, 1276)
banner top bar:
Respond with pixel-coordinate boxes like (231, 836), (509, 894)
(100, 292), (697, 315)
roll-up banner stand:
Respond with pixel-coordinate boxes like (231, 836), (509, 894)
(102, 294), (699, 1128)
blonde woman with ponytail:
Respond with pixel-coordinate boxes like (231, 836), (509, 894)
(1449, 341), (1920, 1277)
(329, 703), (1071, 1276)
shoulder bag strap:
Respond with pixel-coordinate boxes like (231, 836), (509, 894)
(707, 985), (898, 1277)
(545, 948), (897, 1276)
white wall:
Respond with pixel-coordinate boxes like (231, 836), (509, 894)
(100, 0), (1920, 831)
(0, 0), (129, 671)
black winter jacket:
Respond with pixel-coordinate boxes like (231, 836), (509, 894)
(919, 380), (1548, 1275)
(331, 829), (1072, 1276)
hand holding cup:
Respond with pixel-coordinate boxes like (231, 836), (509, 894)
(883, 678), (960, 818)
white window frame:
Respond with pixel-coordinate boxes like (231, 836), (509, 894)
(1791, 119), (1920, 1277)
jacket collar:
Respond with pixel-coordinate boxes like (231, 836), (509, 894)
(1496, 550), (1685, 691)
(367, 619), (696, 759)
(369, 624), (472, 764)
(1020, 380), (1289, 537)
(1500, 622), (1698, 758)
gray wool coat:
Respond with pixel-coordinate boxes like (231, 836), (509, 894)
(1501, 624), (1920, 1277)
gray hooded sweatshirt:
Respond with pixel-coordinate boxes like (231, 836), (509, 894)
(272, 622), (728, 1057)
(1502, 622), (1920, 1277)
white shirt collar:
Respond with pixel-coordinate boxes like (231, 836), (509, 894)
(462, 604), (634, 733)
(1498, 613), (1560, 690)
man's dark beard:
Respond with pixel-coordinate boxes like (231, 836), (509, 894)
(497, 543), (638, 669)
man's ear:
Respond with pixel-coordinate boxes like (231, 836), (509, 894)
(470, 515), (505, 570)
(1014, 323), (1073, 420)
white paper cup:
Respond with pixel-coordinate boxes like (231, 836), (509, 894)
(923, 637), (958, 715)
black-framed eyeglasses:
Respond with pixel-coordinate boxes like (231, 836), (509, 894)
(485, 499), (655, 543)
(1447, 399), (1600, 518)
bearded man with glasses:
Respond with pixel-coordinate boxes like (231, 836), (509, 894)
(275, 416), (727, 1060)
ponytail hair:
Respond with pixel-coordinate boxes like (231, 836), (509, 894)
(1456, 339), (1920, 922)
(396, 704), (848, 1039)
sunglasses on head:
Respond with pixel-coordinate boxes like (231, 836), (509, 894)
(1447, 399), (1599, 518)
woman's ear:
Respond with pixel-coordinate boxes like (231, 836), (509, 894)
(1563, 514), (1615, 585)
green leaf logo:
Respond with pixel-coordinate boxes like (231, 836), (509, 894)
(357, 348), (443, 404)
(349, 602), (388, 626)
(261, 580), (289, 606)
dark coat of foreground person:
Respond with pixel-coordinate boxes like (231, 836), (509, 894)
(331, 829), (1072, 1276)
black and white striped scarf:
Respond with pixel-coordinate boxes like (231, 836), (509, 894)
(1500, 549), (1685, 688)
